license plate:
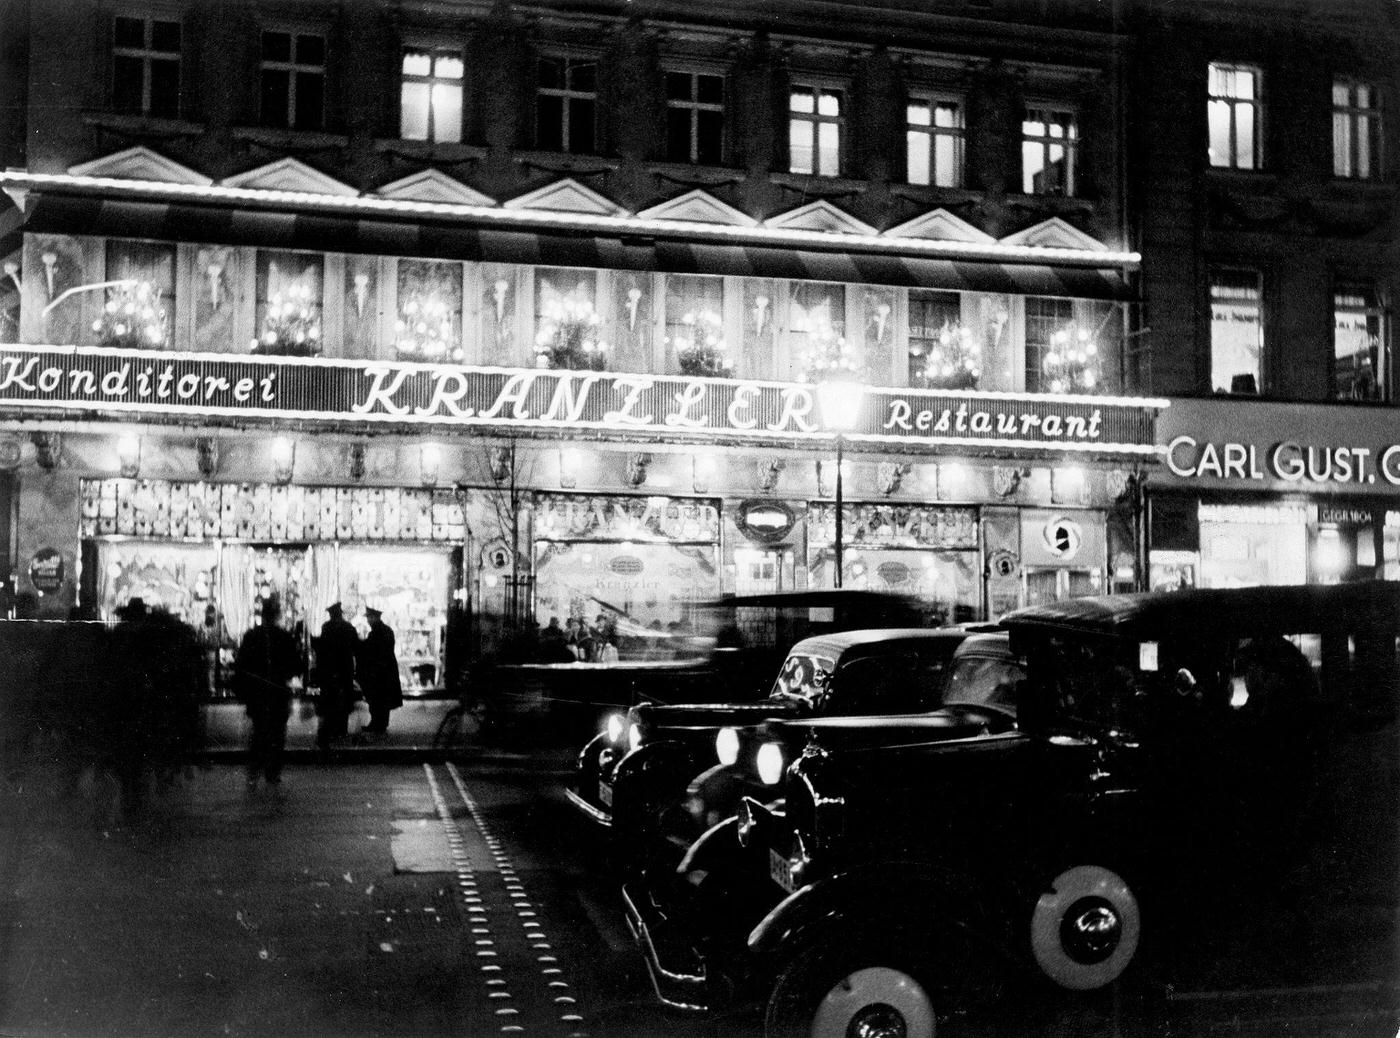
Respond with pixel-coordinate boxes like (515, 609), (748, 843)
(769, 848), (794, 893)
(598, 780), (613, 807)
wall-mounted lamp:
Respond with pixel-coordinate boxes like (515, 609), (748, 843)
(1052, 465), (1089, 505)
(559, 448), (582, 489)
(196, 436), (219, 478)
(270, 436), (295, 484)
(938, 462), (968, 500)
(693, 454), (717, 494)
(420, 443), (442, 486)
(31, 430), (61, 471)
(116, 434), (141, 478)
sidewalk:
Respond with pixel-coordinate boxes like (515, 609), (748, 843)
(200, 696), (576, 770)
(0, 762), (519, 1038)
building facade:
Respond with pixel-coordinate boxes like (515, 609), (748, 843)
(8, 0), (1304, 693)
(1128, 0), (1400, 589)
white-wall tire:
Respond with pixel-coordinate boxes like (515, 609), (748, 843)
(810, 966), (935, 1038)
(1030, 864), (1140, 990)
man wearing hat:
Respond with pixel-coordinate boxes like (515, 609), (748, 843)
(314, 602), (358, 754)
(356, 606), (402, 737)
(234, 595), (301, 791)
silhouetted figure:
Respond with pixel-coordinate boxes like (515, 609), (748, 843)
(538, 615), (575, 664)
(357, 606), (402, 736)
(315, 602), (358, 754)
(235, 597), (300, 791)
(110, 597), (154, 816)
(145, 606), (206, 784)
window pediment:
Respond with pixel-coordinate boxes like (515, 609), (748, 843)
(68, 146), (211, 186)
(221, 157), (356, 196)
(375, 169), (494, 206)
(883, 208), (993, 243)
(765, 199), (875, 236)
(503, 178), (627, 216)
(999, 217), (1108, 252)
(635, 189), (756, 227)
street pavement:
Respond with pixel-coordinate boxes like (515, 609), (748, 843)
(1, 724), (1397, 1038)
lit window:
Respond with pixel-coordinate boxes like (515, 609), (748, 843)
(401, 48), (464, 143)
(1022, 105), (1078, 196)
(112, 15), (181, 119)
(789, 85), (843, 176)
(1333, 79), (1381, 180)
(906, 96), (964, 188)
(99, 241), (175, 349)
(665, 71), (724, 165)
(253, 251), (324, 356)
(260, 30), (325, 131)
(1026, 299), (1116, 395)
(664, 274), (728, 375)
(1334, 286), (1387, 401)
(1210, 268), (1263, 394)
(907, 290), (968, 387)
(1207, 63), (1261, 170)
(537, 57), (597, 154)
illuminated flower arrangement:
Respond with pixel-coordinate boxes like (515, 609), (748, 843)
(93, 280), (167, 350)
(396, 294), (462, 361)
(534, 297), (609, 371)
(798, 315), (866, 384)
(1042, 322), (1101, 394)
(913, 321), (981, 390)
(250, 282), (321, 357)
(672, 310), (734, 378)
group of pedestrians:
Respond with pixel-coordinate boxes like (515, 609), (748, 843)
(235, 597), (402, 791)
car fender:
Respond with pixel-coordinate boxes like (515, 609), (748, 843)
(747, 861), (1014, 966)
(577, 731), (611, 779)
(610, 739), (707, 830)
(687, 762), (766, 830)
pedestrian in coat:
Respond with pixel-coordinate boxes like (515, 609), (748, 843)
(235, 596), (301, 791)
(314, 602), (358, 753)
(357, 606), (402, 736)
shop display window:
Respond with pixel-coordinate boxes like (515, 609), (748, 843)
(808, 546), (980, 625)
(396, 259), (463, 362)
(340, 545), (450, 693)
(1197, 503), (1307, 587)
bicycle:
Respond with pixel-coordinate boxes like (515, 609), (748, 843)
(432, 682), (491, 756)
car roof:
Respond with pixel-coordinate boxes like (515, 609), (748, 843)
(787, 627), (971, 659)
(1001, 581), (1400, 640)
(951, 631), (1014, 659)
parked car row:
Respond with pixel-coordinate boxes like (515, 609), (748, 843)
(566, 581), (1400, 1038)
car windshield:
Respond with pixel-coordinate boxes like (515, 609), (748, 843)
(769, 653), (835, 702)
(941, 656), (1024, 718)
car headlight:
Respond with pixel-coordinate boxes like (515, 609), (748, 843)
(715, 727), (740, 766)
(756, 741), (785, 786)
(604, 713), (625, 744)
(627, 722), (643, 752)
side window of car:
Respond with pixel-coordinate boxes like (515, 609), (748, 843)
(831, 654), (917, 714)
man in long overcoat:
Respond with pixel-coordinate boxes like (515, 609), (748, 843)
(314, 602), (358, 752)
(357, 606), (402, 736)
(235, 596), (301, 790)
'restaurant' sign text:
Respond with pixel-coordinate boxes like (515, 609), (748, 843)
(0, 346), (1159, 454)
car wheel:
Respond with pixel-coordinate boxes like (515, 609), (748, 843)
(1029, 864), (1140, 991)
(765, 943), (937, 1038)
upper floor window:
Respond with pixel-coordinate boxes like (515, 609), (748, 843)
(907, 96), (964, 188)
(1333, 79), (1381, 180)
(1334, 285), (1387, 401)
(664, 274), (729, 376)
(112, 15), (181, 119)
(665, 71), (724, 165)
(1021, 104), (1077, 196)
(1026, 298), (1114, 394)
(253, 251), (323, 356)
(401, 48), (463, 143)
(907, 290), (968, 387)
(100, 240), (175, 349)
(260, 30), (325, 131)
(537, 57), (596, 154)
(789, 84), (843, 177)
(534, 267), (603, 370)
(1207, 63), (1261, 170)
(1210, 267), (1263, 394)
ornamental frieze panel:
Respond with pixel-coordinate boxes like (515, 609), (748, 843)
(808, 502), (978, 549)
(534, 492), (720, 543)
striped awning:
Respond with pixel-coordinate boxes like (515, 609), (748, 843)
(24, 192), (1135, 302)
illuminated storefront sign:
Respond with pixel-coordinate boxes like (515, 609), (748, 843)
(1166, 436), (1391, 485)
(0, 345), (1162, 455)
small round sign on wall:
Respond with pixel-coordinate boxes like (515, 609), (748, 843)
(1042, 516), (1084, 561)
(28, 547), (65, 595)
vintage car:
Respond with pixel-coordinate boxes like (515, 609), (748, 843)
(485, 588), (933, 742)
(565, 626), (974, 862)
(625, 582), (1400, 1037)
(685, 631), (1022, 832)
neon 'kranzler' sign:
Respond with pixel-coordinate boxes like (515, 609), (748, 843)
(0, 345), (1164, 455)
